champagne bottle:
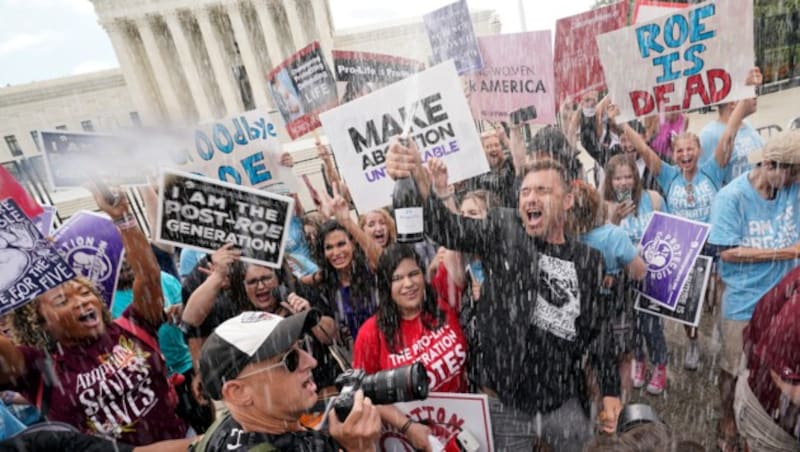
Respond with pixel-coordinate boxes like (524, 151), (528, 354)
(393, 166), (424, 244)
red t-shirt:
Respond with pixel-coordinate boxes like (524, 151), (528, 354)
(10, 306), (186, 445)
(352, 301), (468, 393)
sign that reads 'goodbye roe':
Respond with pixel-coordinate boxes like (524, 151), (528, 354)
(156, 170), (293, 269)
(319, 61), (488, 213)
(597, 1), (755, 122)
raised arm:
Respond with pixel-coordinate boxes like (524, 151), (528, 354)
(181, 244), (240, 327)
(714, 67), (762, 168)
(611, 105), (663, 176)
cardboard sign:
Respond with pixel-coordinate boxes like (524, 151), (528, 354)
(0, 165), (43, 219)
(53, 211), (125, 307)
(39, 130), (189, 189)
(156, 170), (294, 269)
(639, 212), (710, 310)
(466, 31), (555, 123)
(33, 206), (56, 236)
(319, 61), (489, 213)
(596, 1), (755, 122)
(184, 111), (299, 195)
(384, 393), (494, 451)
(424, 0), (484, 75)
(0, 199), (75, 314)
(635, 254), (712, 327)
(333, 50), (425, 103)
(634, 0), (690, 23)
(268, 42), (338, 140)
(554, 2), (629, 102)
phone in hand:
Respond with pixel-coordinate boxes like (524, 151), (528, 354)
(510, 105), (537, 125)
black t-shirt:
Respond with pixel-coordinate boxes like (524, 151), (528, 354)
(194, 413), (339, 452)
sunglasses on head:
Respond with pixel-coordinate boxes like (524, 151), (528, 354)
(237, 340), (308, 378)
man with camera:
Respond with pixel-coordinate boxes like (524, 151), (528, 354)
(190, 309), (381, 452)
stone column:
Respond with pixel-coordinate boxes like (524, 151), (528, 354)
(309, 0), (334, 58)
(227, 1), (272, 109)
(282, 0), (310, 51)
(252, 0), (285, 68)
(163, 11), (215, 120)
(194, 6), (244, 115)
(135, 15), (185, 120)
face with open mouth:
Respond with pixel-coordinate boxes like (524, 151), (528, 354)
(518, 169), (573, 240)
(363, 211), (390, 248)
(244, 265), (280, 312)
(672, 137), (700, 172)
(482, 135), (504, 169)
(390, 258), (425, 319)
(323, 230), (355, 271)
(38, 279), (106, 345)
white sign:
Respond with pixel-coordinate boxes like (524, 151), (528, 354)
(597, 0), (754, 122)
(319, 61), (489, 213)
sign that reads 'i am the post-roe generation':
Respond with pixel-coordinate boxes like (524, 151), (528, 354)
(156, 170), (294, 269)
(319, 60), (489, 213)
(596, 0), (755, 122)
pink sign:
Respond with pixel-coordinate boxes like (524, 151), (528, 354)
(466, 31), (556, 124)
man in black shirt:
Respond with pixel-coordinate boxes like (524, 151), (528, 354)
(461, 129), (517, 208)
(387, 140), (621, 450)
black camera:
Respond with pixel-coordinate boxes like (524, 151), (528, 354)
(333, 362), (429, 421)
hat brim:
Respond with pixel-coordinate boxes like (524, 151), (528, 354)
(248, 308), (322, 367)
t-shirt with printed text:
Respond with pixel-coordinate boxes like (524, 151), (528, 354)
(700, 120), (764, 185)
(656, 159), (724, 223)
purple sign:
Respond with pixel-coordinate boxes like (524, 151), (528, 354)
(639, 212), (710, 310)
(424, 0), (484, 75)
(52, 211), (124, 307)
(0, 199), (75, 314)
(33, 206), (56, 236)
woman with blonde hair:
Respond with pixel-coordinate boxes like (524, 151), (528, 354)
(358, 208), (396, 250)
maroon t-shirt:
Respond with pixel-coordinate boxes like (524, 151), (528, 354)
(8, 306), (187, 445)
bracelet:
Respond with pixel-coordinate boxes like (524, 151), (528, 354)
(399, 418), (414, 434)
(113, 213), (137, 230)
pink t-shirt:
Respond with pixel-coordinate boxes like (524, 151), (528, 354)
(353, 301), (468, 393)
(10, 307), (186, 445)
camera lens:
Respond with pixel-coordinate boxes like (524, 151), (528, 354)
(361, 362), (429, 405)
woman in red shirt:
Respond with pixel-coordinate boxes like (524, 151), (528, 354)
(353, 244), (468, 451)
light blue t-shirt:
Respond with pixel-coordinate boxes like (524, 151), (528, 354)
(179, 248), (206, 278)
(580, 223), (638, 275)
(619, 191), (665, 245)
(709, 173), (800, 321)
(285, 215), (319, 277)
(656, 159), (725, 223)
(111, 271), (193, 375)
(699, 120), (764, 185)
(0, 402), (24, 440)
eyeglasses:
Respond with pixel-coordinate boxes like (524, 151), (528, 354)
(237, 343), (305, 378)
(391, 269), (423, 283)
(245, 275), (274, 287)
(685, 182), (695, 205)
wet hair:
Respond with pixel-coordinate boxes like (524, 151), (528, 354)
(358, 209), (397, 247)
(568, 180), (607, 235)
(601, 154), (644, 209)
(317, 220), (375, 308)
(519, 158), (572, 193)
(670, 131), (701, 152)
(376, 244), (444, 353)
(527, 126), (581, 180)
(12, 277), (113, 351)
(302, 211), (327, 263)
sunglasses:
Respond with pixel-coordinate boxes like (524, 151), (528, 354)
(685, 182), (695, 205)
(237, 341), (307, 378)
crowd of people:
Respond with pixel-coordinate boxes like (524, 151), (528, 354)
(0, 62), (798, 452)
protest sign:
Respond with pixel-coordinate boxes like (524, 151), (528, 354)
(635, 254), (712, 327)
(383, 393), (493, 451)
(156, 170), (293, 269)
(596, 1), (755, 122)
(332, 50), (424, 103)
(634, 0), (690, 24)
(184, 111), (299, 195)
(33, 206), (56, 236)
(466, 31), (555, 123)
(554, 2), (629, 103)
(53, 211), (124, 307)
(639, 212), (709, 310)
(39, 129), (189, 189)
(268, 42), (338, 140)
(424, 0), (483, 75)
(0, 165), (43, 219)
(319, 61), (489, 213)
(0, 199), (75, 315)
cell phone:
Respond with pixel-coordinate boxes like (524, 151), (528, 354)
(93, 178), (120, 207)
(510, 105), (537, 125)
(616, 190), (632, 203)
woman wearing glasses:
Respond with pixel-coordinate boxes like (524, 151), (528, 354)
(353, 244), (468, 451)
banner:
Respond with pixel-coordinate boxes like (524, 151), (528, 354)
(467, 31), (555, 123)
(156, 170), (294, 269)
(319, 61), (489, 213)
(332, 50), (424, 103)
(554, 2), (629, 103)
(183, 111), (299, 195)
(39, 129), (189, 189)
(596, 1), (755, 122)
(53, 211), (124, 307)
(0, 165), (43, 219)
(424, 0), (484, 75)
(33, 206), (56, 236)
(383, 393), (494, 451)
(0, 199), (75, 315)
(639, 212), (710, 310)
(635, 254), (712, 327)
(634, 0), (690, 23)
(268, 42), (338, 140)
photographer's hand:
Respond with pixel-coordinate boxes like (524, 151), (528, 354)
(328, 390), (381, 452)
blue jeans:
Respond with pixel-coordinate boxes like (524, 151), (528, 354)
(634, 311), (668, 365)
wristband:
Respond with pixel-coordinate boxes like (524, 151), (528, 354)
(113, 213), (137, 230)
(399, 418), (414, 434)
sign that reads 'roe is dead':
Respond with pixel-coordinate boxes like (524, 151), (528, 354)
(156, 170), (294, 269)
(597, 0), (754, 122)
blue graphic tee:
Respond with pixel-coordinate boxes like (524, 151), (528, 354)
(709, 173), (800, 320)
(699, 120), (764, 185)
(656, 159), (724, 223)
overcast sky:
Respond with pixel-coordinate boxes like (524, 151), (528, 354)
(0, 0), (594, 87)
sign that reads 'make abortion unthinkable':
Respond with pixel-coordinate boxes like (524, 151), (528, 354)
(0, 199), (75, 315)
(597, 0), (755, 122)
(156, 170), (294, 269)
(424, 0), (483, 75)
(319, 60), (489, 213)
